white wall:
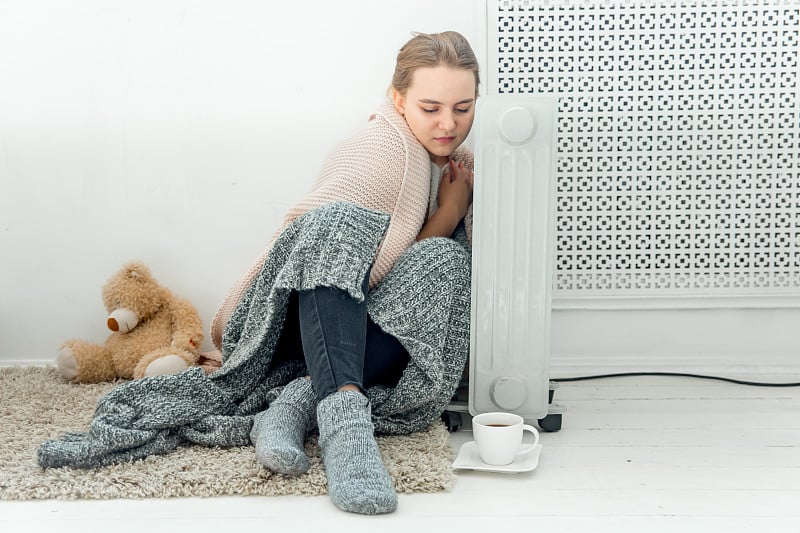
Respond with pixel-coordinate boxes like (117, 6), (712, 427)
(550, 306), (800, 377)
(0, 0), (486, 362)
(2, 1), (797, 377)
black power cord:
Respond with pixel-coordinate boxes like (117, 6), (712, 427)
(553, 371), (800, 387)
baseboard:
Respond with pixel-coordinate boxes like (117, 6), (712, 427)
(549, 352), (800, 381)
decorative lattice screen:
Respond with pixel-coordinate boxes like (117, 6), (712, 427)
(489, 0), (800, 304)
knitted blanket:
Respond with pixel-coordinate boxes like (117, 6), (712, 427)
(38, 202), (471, 468)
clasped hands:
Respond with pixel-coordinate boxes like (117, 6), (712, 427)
(437, 158), (474, 221)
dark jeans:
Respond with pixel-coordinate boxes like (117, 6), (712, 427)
(273, 273), (410, 400)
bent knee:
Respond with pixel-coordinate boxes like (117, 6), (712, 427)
(398, 238), (470, 280)
(410, 237), (469, 262)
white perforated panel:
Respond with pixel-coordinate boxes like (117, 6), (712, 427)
(489, 0), (800, 303)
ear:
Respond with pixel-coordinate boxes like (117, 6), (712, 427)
(391, 88), (406, 116)
(122, 261), (151, 281)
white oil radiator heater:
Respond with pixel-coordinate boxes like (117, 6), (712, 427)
(444, 94), (563, 432)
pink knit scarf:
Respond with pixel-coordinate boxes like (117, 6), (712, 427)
(209, 99), (473, 352)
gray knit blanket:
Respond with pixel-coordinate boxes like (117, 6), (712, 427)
(38, 202), (471, 468)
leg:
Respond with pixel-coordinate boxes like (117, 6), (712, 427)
(250, 376), (317, 475)
(317, 390), (397, 515)
(298, 274), (397, 514)
(132, 347), (199, 379)
(250, 286), (409, 479)
(297, 275), (370, 398)
(57, 340), (117, 383)
(250, 293), (318, 476)
(363, 317), (410, 389)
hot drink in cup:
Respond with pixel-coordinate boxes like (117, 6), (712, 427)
(471, 412), (539, 466)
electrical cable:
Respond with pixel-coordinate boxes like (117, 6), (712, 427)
(552, 371), (800, 387)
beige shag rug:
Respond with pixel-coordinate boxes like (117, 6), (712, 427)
(0, 367), (455, 500)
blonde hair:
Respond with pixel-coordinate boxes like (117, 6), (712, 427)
(391, 31), (480, 96)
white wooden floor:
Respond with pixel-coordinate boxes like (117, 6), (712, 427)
(2, 375), (798, 533)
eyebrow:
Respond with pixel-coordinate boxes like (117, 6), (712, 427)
(417, 98), (475, 105)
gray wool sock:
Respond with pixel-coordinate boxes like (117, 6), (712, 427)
(250, 377), (317, 476)
(317, 390), (397, 515)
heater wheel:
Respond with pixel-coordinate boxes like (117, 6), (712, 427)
(537, 413), (562, 432)
(441, 410), (463, 432)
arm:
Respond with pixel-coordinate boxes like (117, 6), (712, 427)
(416, 159), (474, 241)
(169, 296), (204, 352)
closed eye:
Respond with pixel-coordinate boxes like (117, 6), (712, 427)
(422, 107), (472, 114)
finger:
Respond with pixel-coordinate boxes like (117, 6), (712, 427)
(441, 169), (452, 186)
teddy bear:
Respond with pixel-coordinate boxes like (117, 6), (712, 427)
(56, 261), (204, 383)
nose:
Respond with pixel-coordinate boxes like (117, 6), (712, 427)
(439, 111), (456, 132)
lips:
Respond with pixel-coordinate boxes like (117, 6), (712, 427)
(434, 136), (456, 144)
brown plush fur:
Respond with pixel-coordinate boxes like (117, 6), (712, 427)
(58, 261), (203, 383)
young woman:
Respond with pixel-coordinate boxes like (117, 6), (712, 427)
(240, 31), (480, 515)
(37, 32), (480, 515)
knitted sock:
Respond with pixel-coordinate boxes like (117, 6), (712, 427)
(317, 390), (397, 515)
(250, 377), (318, 476)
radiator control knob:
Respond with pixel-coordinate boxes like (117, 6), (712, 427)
(498, 106), (536, 145)
(490, 376), (527, 411)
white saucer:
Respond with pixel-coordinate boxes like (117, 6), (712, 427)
(451, 441), (542, 474)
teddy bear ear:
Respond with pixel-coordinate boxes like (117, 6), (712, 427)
(122, 261), (151, 280)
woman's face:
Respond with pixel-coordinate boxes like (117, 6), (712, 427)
(392, 66), (477, 167)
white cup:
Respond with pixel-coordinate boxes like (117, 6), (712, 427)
(472, 412), (540, 466)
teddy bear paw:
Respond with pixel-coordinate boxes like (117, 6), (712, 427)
(143, 354), (189, 377)
(56, 347), (79, 380)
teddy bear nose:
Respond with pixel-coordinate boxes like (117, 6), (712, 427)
(107, 308), (140, 333)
